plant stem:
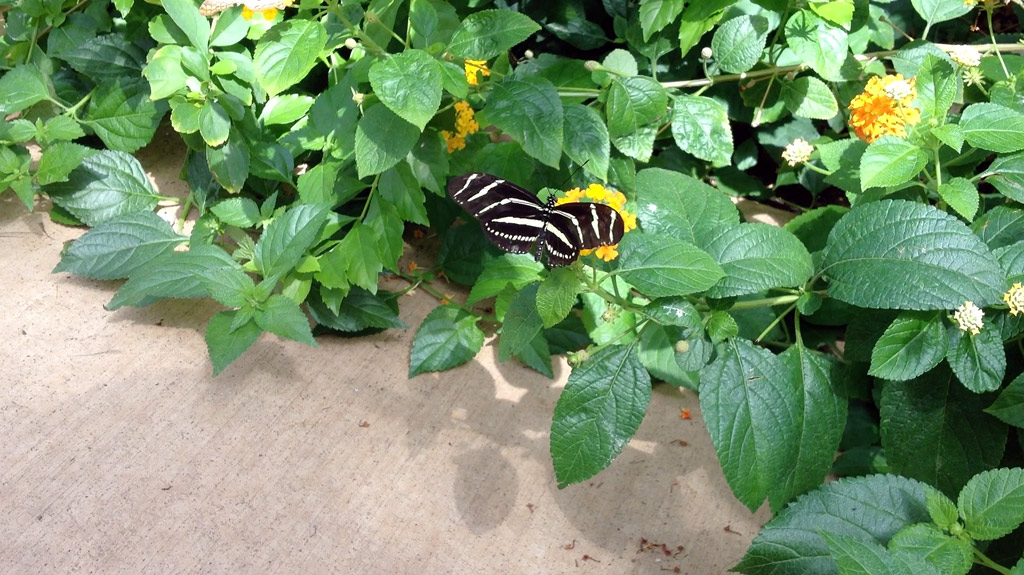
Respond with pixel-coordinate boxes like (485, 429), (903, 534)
(973, 547), (1011, 575)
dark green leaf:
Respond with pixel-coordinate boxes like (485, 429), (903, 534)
(947, 326), (1006, 393)
(53, 211), (185, 279)
(479, 77), (563, 167)
(638, 0), (684, 41)
(562, 103), (610, 181)
(711, 15), (768, 74)
(782, 75), (839, 119)
(369, 49), (442, 130)
(0, 64), (52, 115)
(868, 311), (948, 381)
(961, 103), (1024, 153)
(498, 283), (544, 361)
(634, 167), (738, 244)
(704, 223), (814, 298)
(308, 287), (407, 332)
(616, 232), (725, 298)
(466, 253), (543, 305)
(206, 131), (250, 194)
(409, 305), (484, 376)
(355, 103), (421, 178)
(448, 10), (541, 60)
(986, 373), (1024, 427)
(85, 79), (167, 153)
(107, 245), (241, 309)
(206, 310), (262, 376)
(671, 95), (733, 166)
(63, 34), (146, 80)
(536, 267), (580, 328)
(45, 150), (161, 226)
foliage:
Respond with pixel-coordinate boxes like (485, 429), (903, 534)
(5, 0), (1024, 571)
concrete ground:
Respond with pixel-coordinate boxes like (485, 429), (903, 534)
(0, 132), (770, 574)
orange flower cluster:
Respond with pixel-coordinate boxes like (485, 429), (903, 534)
(441, 101), (479, 153)
(848, 74), (921, 143)
(556, 184), (637, 262)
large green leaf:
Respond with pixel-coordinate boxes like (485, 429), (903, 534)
(562, 103), (610, 181)
(44, 150), (161, 226)
(84, 79), (167, 153)
(536, 267), (580, 328)
(447, 10), (540, 60)
(35, 142), (96, 186)
(206, 131), (250, 194)
(550, 343), (651, 488)
(355, 103), (421, 178)
(479, 77), (563, 167)
(784, 9), (849, 81)
(206, 310), (261, 376)
(53, 211), (185, 279)
(254, 20), (327, 97)
(107, 245), (241, 309)
(911, 0), (972, 27)
(0, 64), (53, 115)
(880, 366), (1008, 497)
(634, 168), (738, 244)
(960, 103), (1024, 153)
(868, 311), (948, 381)
(307, 287), (407, 332)
(781, 76), (840, 119)
(409, 305), (484, 376)
(670, 95), (733, 166)
(253, 203), (330, 279)
(959, 467), (1024, 541)
(823, 532), (941, 575)
(821, 200), (1006, 309)
(63, 33), (146, 80)
(466, 253), (543, 305)
(606, 76), (667, 138)
(161, 0), (210, 51)
(700, 339), (801, 511)
(916, 55), (958, 123)
(638, 0), (684, 41)
(497, 283), (544, 361)
(704, 223), (814, 298)
(735, 475), (931, 575)
(616, 232), (724, 298)
(985, 373), (1024, 427)
(859, 136), (929, 190)
(369, 49), (442, 131)
(711, 15), (768, 74)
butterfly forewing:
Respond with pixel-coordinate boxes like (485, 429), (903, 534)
(447, 172), (625, 267)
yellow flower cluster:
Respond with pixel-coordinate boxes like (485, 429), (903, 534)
(848, 74), (921, 143)
(464, 60), (490, 86)
(441, 101), (479, 153)
(198, 0), (292, 19)
(556, 184), (637, 262)
(1004, 282), (1024, 316)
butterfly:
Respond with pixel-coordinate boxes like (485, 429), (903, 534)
(447, 172), (625, 267)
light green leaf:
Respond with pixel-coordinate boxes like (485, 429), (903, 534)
(711, 15), (768, 74)
(890, 523), (972, 575)
(911, 0), (973, 26)
(700, 339), (800, 511)
(479, 77), (564, 168)
(782, 76), (839, 119)
(253, 203), (329, 279)
(254, 294), (316, 346)
(498, 283), (544, 362)
(933, 124), (965, 152)
(823, 532), (942, 575)
(206, 310), (262, 376)
(107, 245), (241, 309)
(409, 305), (484, 376)
(550, 343), (651, 488)
(881, 366), (1008, 497)
(869, 311), (948, 381)
(810, 0), (855, 28)
(938, 177), (979, 221)
(860, 136), (929, 190)
(336, 222), (384, 293)
(35, 142), (96, 186)
(606, 76), (667, 138)
(254, 20), (327, 97)
(638, 0), (684, 42)
(916, 55), (957, 123)
(161, 0), (210, 51)
(821, 200), (1006, 309)
(369, 49), (442, 131)
(704, 223), (814, 298)
(784, 9), (849, 81)
(211, 197), (261, 228)
(617, 232), (724, 298)
(52, 211), (185, 279)
(536, 267), (580, 328)
(959, 467), (1024, 541)
(0, 64), (53, 115)
(466, 253), (544, 304)
(258, 94), (314, 126)
(960, 103), (1024, 153)
(671, 95), (733, 166)
(355, 103), (421, 178)
(448, 10), (541, 60)
(947, 326), (1005, 393)
(44, 150), (161, 226)
(637, 323), (693, 387)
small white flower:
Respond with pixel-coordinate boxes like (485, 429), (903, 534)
(949, 45), (982, 68)
(953, 301), (984, 335)
(781, 138), (814, 167)
(700, 47), (713, 60)
(884, 80), (913, 100)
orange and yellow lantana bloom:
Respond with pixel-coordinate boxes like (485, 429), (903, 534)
(848, 74), (921, 143)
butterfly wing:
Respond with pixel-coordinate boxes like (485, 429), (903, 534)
(448, 173), (547, 255)
(541, 202), (625, 267)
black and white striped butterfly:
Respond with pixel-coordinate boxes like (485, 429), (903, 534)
(447, 172), (625, 267)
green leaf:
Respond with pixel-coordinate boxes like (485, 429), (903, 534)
(355, 103), (421, 178)
(479, 77), (564, 168)
(809, 0), (854, 27)
(782, 76), (840, 119)
(210, 197), (261, 228)
(44, 150), (160, 226)
(734, 475), (931, 574)
(823, 532), (941, 575)
(703, 223), (814, 298)
(947, 326), (1005, 393)
(606, 76), (666, 139)
(63, 34), (146, 80)
(986, 373), (1024, 427)
(307, 287), (407, 332)
(83, 79), (166, 153)
(466, 253), (543, 305)
(926, 489), (960, 531)
(889, 523), (973, 575)
(700, 339), (800, 511)
(254, 294), (316, 346)
(987, 152), (1024, 204)
(143, 45), (189, 101)
(52, 211), (185, 279)
(959, 467), (1024, 541)
(911, 0), (972, 26)
(643, 296), (701, 328)
(821, 200), (1006, 310)
(638, 323), (694, 387)
(498, 283), (544, 361)
(448, 10), (541, 60)
(670, 95), (733, 166)
(973, 205), (1024, 251)
(916, 55), (958, 124)
(868, 311), (948, 381)
(960, 103), (1024, 153)
(638, 0), (684, 41)
(678, 1), (729, 57)
(880, 366), (1008, 497)
(107, 245), (241, 309)
(35, 142), (96, 186)
(859, 136), (929, 190)
(938, 177), (979, 221)
(515, 332), (553, 378)
(711, 15), (768, 74)
(536, 267), (580, 328)
(0, 64), (52, 115)
(254, 20), (327, 97)
(550, 343), (651, 488)
(253, 203), (329, 279)
(562, 103), (610, 181)
(206, 131), (249, 194)
(199, 267), (255, 308)
(335, 222), (384, 293)
(369, 49), (442, 131)
(784, 9), (849, 81)
(258, 94), (314, 126)
(206, 310), (262, 376)
(409, 305), (484, 376)
(774, 346), (847, 508)
(161, 0), (210, 50)
(634, 168), (738, 244)
(198, 100), (231, 147)
(616, 232), (724, 298)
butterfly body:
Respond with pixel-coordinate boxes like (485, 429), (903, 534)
(447, 173), (625, 267)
